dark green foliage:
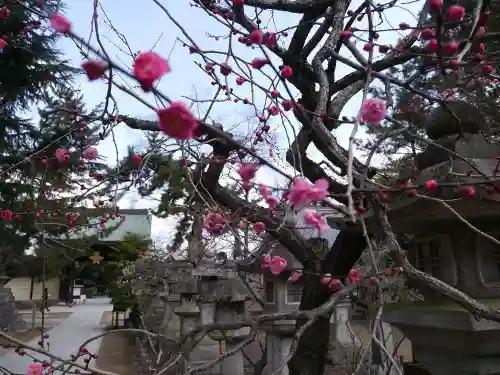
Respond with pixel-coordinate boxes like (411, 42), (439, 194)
(0, 0), (74, 111)
(167, 213), (192, 253)
(150, 156), (193, 216)
(0, 1), (110, 273)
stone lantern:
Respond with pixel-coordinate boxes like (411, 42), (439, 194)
(254, 243), (304, 375)
(173, 273), (200, 356)
(192, 261), (235, 372)
(205, 277), (251, 375)
(237, 230), (360, 375)
(378, 102), (500, 375)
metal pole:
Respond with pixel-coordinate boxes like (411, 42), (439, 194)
(40, 234), (46, 347)
(31, 301), (36, 331)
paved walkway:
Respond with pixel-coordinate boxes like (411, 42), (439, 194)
(0, 297), (112, 374)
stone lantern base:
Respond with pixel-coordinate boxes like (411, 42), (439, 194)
(262, 320), (296, 375)
(0, 276), (24, 331)
(383, 300), (500, 375)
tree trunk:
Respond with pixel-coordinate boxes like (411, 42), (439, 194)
(187, 201), (203, 262)
(288, 273), (331, 375)
(289, 230), (367, 375)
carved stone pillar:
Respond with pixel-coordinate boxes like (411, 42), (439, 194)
(175, 293), (200, 339)
(199, 300), (215, 325)
(174, 290), (200, 373)
(369, 321), (398, 375)
(208, 299), (249, 375)
(262, 319), (295, 375)
(329, 298), (364, 372)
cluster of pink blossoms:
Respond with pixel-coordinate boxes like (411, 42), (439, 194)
(55, 12), (338, 248)
(203, 211), (267, 236)
(55, 147), (98, 163)
(41, 6), (408, 307)
(48, 12), (392, 281)
(261, 254), (362, 289)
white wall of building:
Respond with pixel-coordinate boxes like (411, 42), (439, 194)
(6, 277), (59, 301)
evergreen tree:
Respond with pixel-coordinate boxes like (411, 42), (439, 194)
(0, 0), (111, 274)
(1, 85), (110, 275)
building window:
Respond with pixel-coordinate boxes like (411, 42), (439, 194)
(265, 281), (275, 303)
(286, 284), (302, 304)
(416, 241), (441, 276)
(412, 235), (456, 285)
(477, 233), (500, 285)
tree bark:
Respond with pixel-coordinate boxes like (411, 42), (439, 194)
(288, 272), (331, 375)
(289, 230), (367, 375)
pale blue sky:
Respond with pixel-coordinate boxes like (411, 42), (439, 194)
(53, 0), (423, 240)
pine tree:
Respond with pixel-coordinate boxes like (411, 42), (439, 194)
(0, 0), (74, 111)
(0, 0), (111, 274)
(0, 85), (110, 275)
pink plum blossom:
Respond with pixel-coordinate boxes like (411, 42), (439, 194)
(27, 363), (43, 375)
(308, 179), (329, 201)
(83, 147), (98, 160)
(360, 98), (387, 126)
(289, 271), (301, 281)
(55, 149), (67, 163)
(289, 178), (329, 207)
(68, 212), (80, 222)
(269, 255), (287, 275)
(259, 184), (271, 198)
(253, 221), (266, 234)
(348, 269), (361, 284)
(242, 181), (252, 192)
(238, 163), (259, 182)
(50, 13), (71, 33)
(203, 212), (227, 235)
(266, 196), (278, 210)
(133, 51), (171, 91)
(303, 209), (331, 234)
(157, 102), (199, 140)
(0, 210), (12, 221)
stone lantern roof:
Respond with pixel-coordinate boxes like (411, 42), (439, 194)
(375, 101), (500, 234)
(236, 235), (304, 282)
(192, 261), (252, 303)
